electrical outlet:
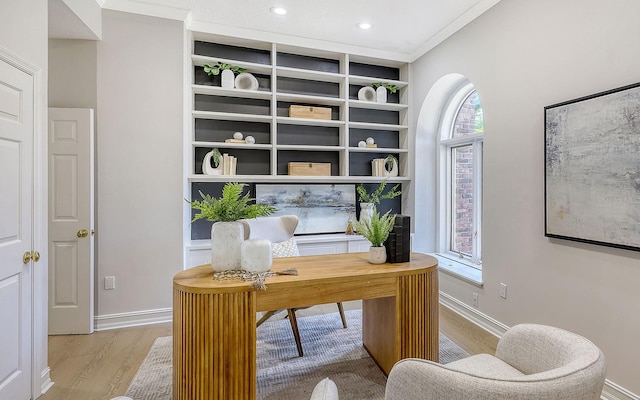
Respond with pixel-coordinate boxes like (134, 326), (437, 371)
(472, 292), (479, 307)
(105, 276), (116, 290)
(499, 283), (507, 299)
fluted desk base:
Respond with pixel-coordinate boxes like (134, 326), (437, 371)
(173, 252), (438, 400)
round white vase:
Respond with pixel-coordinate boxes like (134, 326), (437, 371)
(368, 246), (387, 264)
(211, 221), (244, 271)
(359, 203), (374, 225)
(221, 69), (235, 89)
(376, 86), (387, 103)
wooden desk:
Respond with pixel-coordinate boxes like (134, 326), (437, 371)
(173, 252), (438, 400)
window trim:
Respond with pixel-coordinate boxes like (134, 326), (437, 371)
(437, 85), (483, 277)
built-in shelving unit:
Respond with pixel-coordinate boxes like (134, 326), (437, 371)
(186, 33), (410, 242)
(188, 34), (409, 183)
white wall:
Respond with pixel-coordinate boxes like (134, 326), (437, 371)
(411, 0), (640, 394)
(96, 10), (184, 320)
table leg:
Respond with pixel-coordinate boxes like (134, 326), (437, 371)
(362, 269), (439, 374)
(174, 288), (257, 400)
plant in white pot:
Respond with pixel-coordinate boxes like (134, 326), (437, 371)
(203, 62), (247, 89)
(371, 82), (399, 103)
(353, 208), (395, 264)
(356, 180), (401, 225)
(188, 182), (275, 271)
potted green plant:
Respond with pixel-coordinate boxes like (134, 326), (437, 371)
(371, 82), (399, 103)
(371, 82), (399, 94)
(203, 62), (247, 89)
(353, 208), (395, 264)
(356, 180), (401, 225)
(188, 182), (276, 271)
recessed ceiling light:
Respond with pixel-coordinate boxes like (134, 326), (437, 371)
(270, 6), (287, 15)
(357, 22), (372, 30)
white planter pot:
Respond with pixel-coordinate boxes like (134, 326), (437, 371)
(211, 221), (244, 271)
(221, 69), (235, 89)
(368, 246), (387, 264)
(359, 203), (374, 225)
(376, 86), (387, 103)
(241, 239), (272, 273)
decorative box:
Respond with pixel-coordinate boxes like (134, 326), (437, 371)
(288, 162), (331, 176)
(289, 105), (332, 120)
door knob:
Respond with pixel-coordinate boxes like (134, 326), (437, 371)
(23, 251), (32, 264)
(32, 251), (40, 262)
(77, 229), (89, 238)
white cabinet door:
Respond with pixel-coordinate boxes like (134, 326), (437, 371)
(0, 57), (34, 400)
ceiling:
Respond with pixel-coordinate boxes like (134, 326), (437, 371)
(50, 0), (502, 62)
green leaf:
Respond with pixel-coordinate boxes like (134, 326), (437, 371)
(353, 208), (395, 247)
(356, 179), (401, 205)
(186, 182), (276, 223)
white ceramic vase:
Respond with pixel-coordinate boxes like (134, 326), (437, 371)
(368, 246), (387, 264)
(359, 203), (374, 225)
(240, 239), (272, 273)
(202, 150), (223, 175)
(221, 69), (235, 89)
(211, 221), (244, 271)
(383, 158), (399, 177)
(376, 86), (387, 103)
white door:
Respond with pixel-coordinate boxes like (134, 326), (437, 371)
(0, 57), (34, 400)
(48, 108), (95, 334)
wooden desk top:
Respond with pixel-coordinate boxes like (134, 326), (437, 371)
(174, 252), (437, 295)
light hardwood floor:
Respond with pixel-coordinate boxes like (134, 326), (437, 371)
(40, 303), (498, 400)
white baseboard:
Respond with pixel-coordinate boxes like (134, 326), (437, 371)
(39, 367), (54, 395)
(94, 307), (172, 331)
(438, 291), (639, 400)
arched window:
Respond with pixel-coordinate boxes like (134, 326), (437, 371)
(438, 85), (483, 268)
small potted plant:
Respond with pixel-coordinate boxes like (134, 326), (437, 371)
(353, 208), (395, 264)
(371, 82), (399, 103)
(203, 62), (247, 89)
(356, 180), (401, 224)
(188, 182), (276, 271)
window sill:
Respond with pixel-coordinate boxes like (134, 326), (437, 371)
(432, 253), (484, 287)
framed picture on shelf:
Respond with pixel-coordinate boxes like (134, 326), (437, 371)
(255, 184), (356, 234)
(544, 82), (640, 251)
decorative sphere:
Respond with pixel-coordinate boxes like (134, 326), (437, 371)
(245, 135), (256, 144)
(366, 137), (375, 145)
(358, 140), (366, 148)
(233, 131), (244, 140)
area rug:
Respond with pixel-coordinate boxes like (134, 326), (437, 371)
(125, 310), (469, 400)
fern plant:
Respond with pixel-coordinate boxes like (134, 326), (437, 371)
(353, 208), (395, 247)
(188, 182), (275, 222)
(356, 180), (401, 205)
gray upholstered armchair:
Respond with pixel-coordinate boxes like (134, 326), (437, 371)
(385, 323), (606, 400)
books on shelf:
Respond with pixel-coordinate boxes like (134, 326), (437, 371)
(224, 139), (246, 144)
(371, 158), (386, 177)
(222, 153), (237, 175)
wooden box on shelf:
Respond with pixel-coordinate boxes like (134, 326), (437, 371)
(289, 105), (331, 120)
(288, 162), (331, 176)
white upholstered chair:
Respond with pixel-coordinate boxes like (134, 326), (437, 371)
(385, 323), (606, 400)
(239, 215), (347, 357)
(310, 323), (606, 400)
